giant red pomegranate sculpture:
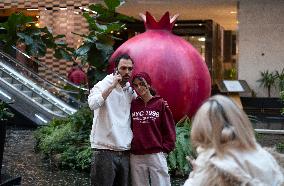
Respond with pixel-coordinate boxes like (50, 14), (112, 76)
(110, 12), (211, 121)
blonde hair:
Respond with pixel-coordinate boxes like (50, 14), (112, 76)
(191, 95), (256, 155)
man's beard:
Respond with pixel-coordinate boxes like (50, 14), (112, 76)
(120, 75), (130, 85)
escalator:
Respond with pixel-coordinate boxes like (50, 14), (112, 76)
(0, 46), (88, 125)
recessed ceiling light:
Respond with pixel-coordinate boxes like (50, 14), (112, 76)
(27, 8), (38, 11)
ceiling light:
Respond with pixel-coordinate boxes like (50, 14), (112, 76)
(27, 8), (38, 11)
(198, 37), (206, 42)
(230, 11), (237, 14)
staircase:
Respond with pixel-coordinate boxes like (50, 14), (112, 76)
(0, 48), (88, 125)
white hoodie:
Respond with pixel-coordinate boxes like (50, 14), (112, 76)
(88, 74), (136, 150)
(184, 145), (284, 186)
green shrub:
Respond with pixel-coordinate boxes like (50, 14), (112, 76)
(276, 143), (284, 153)
(275, 69), (284, 91)
(257, 70), (277, 97)
(281, 91), (284, 114)
(34, 107), (93, 170)
(0, 101), (14, 121)
(167, 116), (196, 177)
(35, 108), (197, 175)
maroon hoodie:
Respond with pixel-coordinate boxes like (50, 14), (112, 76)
(131, 95), (176, 155)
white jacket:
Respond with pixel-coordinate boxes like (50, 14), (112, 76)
(88, 74), (136, 150)
(184, 145), (284, 186)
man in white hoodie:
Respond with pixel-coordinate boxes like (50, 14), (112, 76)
(88, 54), (136, 186)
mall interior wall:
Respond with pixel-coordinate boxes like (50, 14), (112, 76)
(238, 0), (284, 97)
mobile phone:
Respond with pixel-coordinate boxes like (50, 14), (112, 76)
(113, 68), (118, 75)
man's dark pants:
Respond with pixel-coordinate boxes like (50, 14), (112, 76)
(91, 149), (130, 186)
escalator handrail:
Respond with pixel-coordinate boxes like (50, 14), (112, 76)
(11, 46), (88, 91)
(0, 49), (88, 96)
(0, 50), (86, 108)
(0, 62), (77, 115)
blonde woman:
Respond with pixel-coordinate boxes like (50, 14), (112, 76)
(184, 95), (284, 186)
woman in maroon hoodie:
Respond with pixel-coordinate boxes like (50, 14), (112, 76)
(130, 72), (176, 186)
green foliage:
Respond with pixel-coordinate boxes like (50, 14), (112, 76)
(0, 101), (14, 121)
(34, 107), (93, 170)
(276, 143), (284, 153)
(223, 68), (237, 80)
(0, 12), (33, 49)
(74, 0), (134, 84)
(275, 68), (284, 91)
(63, 84), (88, 102)
(167, 116), (196, 177)
(0, 12), (73, 61)
(35, 108), (197, 176)
(257, 70), (277, 97)
(281, 91), (284, 115)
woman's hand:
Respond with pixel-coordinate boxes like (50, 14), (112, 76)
(186, 156), (196, 170)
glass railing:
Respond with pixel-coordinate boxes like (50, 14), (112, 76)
(0, 45), (89, 109)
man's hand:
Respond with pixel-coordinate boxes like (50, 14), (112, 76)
(102, 73), (121, 100)
(111, 72), (122, 88)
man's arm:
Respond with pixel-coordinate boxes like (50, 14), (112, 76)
(101, 84), (115, 100)
(102, 73), (122, 99)
(88, 74), (122, 110)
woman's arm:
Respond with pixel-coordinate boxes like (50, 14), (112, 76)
(161, 100), (176, 153)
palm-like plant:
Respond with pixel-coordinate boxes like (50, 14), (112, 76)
(281, 91), (284, 115)
(257, 70), (277, 97)
(275, 69), (284, 91)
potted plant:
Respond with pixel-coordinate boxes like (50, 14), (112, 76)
(257, 70), (277, 97)
(242, 71), (283, 118)
(275, 68), (284, 91)
(0, 101), (14, 177)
